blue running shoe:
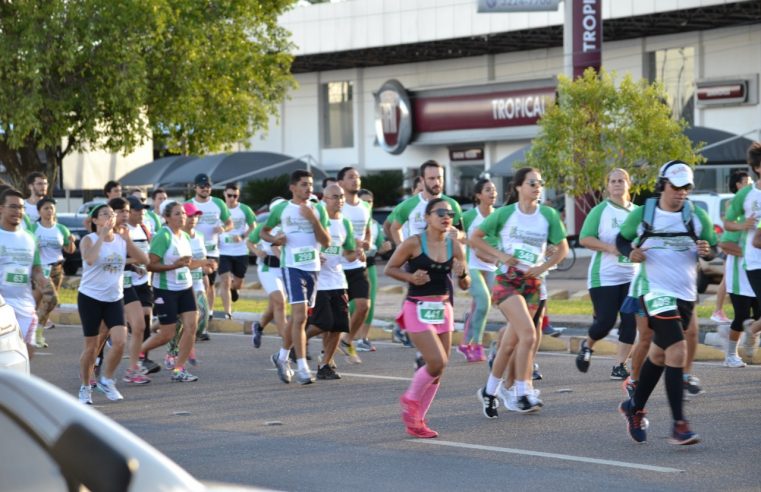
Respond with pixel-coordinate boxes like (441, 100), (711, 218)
(619, 399), (647, 443)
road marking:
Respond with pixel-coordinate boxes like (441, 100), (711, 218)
(266, 368), (411, 381)
(412, 440), (684, 473)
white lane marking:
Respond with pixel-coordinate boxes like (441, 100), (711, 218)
(412, 440), (684, 473)
(265, 368), (411, 381)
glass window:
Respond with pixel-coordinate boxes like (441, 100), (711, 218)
(647, 47), (695, 125)
(0, 412), (67, 491)
(322, 81), (354, 148)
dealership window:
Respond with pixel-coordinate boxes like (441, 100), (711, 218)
(647, 47), (695, 125)
(322, 81), (354, 148)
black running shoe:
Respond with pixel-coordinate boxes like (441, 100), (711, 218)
(478, 387), (499, 418)
(316, 364), (341, 380)
(610, 363), (629, 380)
(515, 394), (543, 413)
(231, 289), (239, 302)
(683, 375), (704, 396)
(575, 339), (592, 373)
(197, 332), (210, 342)
(415, 354), (425, 369)
(532, 363), (543, 381)
(141, 357), (161, 374)
(252, 321), (263, 348)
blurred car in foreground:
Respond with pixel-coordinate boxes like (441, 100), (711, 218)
(0, 370), (269, 491)
(0, 294), (29, 374)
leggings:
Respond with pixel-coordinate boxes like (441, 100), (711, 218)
(463, 269), (496, 345)
(588, 283), (636, 344)
(36, 264), (62, 328)
(169, 289), (209, 355)
(349, 264), (378, 325)
(728, 293), (761, 332)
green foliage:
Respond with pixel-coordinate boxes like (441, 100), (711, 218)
(525, 68), (704, 214)
(0, 0), (297, 189)
(360, 171), (404, 207)
(242, 174), (290, 210)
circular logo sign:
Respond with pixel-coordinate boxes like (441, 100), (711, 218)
(374, 80), (412, 155)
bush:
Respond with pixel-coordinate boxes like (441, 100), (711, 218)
(361, 170), (403, 207)
(242, 174), (290, 209)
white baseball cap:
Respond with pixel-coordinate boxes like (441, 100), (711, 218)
(659, 161), (694, 188)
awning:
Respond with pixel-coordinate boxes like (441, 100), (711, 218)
(119, 156), (196, 187)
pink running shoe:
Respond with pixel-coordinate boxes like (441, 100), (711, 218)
(123, 368), (150, 385)
(406, 421), (439, 438)
(400, 395), (422, 428)
(472, 344), (486, 362)
(456, 344), (472, 361)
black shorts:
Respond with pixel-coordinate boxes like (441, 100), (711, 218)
(123, 285), (139, 305)
(641, 297), (694, 350)
(77, 292), (125, 337)
(308, 289), (349, 333)
(133, 283), (153, 308)
(206, 268), (218, 287)
(219, 254), (249, 278)
(344, 267), (370, 300)
(153, 287), (197, 325)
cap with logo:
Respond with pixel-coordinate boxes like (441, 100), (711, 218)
(194, 173), (212, 187)
(659, 160), (694, 188)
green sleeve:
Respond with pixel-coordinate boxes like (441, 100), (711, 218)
(478, 206), (510, 238)
(149, 210), (161, 230)
(361, 200), (372, 229)
(249, 223), (264, 243)
(725, 186), (751, 222)
(30, 223), (38, 233)
(720, 230), (741, 243)
(385, 209), (396, 224)
(342, 218), (356, 251)
(444, 196), (464, 228)
(374, 220), (385, 249)
(149, 229), (171, 258)
(211, 197), (231, 222)
(23, 215), (32, 230)
(57, 224), (72, 246)
(695, 207), (717, 245)
(579, 202), (606, 239)
(265, 201), (287, 228)
(392, 196), (417, 225)
(618, 207), (645, 241)
(316, 203), (329, 228)
(540, 205), (567, 244)
(241, 204), (256, 226)
(462, 209), (476, 232)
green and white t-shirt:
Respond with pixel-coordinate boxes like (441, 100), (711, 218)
(24, 201), (40, 223)
(463, 208), (498, 272)
(219, 203), (256, 256)
(392, 194), (463, 237)
(31, 222), (72, 266)
(188, 231), (207, 292)
(340, 200), (372, 270)
(78, 233), (126, 303)
(188, 197), (231, 258)
(580, 200), (638, 289)
(144, 209), (163, 236)
(619, 205), (716, 302)
(0, 228), (40, 312)
(478, 204), (566, 274)
(721, 230), (755, 297)
(150, 227), (194, 291)
(367, 219), (385, 257)
(725, 184), (761, 271)
(318, 217), (356, 291)
(127, 223), (151, 287)
(265, 200), (329, 272)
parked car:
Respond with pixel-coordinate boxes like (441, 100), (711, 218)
(690, 193), (733, 293)
(56, 213), (88, 276)
(0, 294), (29, 374)
(0, 370), (265, 491)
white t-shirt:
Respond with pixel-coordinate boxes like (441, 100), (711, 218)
(463, 208), (498, 272)
(580, 200), (639, 289)
(264, 200), (329, 272)
(24, 201), (40, 223)
(318, 217), (355, 291)
(31, 222), (72, 267)
(127, 223), (151, 287)
(340, 200), (371, 270)
(188, 231), (207, 292)
(78, 233), (126, 302)
(219, 203), (256, 257)
(0, 228), (40, 313)
(189, 197), (231, 258)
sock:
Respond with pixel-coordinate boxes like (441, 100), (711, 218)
(632, 358), (664, 411)
(727, 340), (739, 357)
(485, 374), (501, 395)
(404, 366), (436, 402)
(278, 348), (290, 362)
(297, 358), (309, 371)
(514, 380), (528, 397)
(664, 366), (685, 421)
(420, 381), (440, 419)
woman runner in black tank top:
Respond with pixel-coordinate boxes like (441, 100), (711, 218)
(385, 198), (469, 439)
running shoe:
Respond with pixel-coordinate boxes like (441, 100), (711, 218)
(683, 374), (704, 396)
(618, 398), (647, 443)
(742, 318), (759, 361)
(456, 344), (471, 361)
(472, 344), (486, 362)
(318, 351), (337, 370)
(496, 384), (519, 412)
(141, 357), (161, 374)
(723, 354), (746, 368)
(532, 363), (543, 381)
(668, 420), (700, 445)
(171, 368), (199, 382)
(78, 385), (93, 405)
(622, 377), (637, 400)
(406, 421), (438, 439)
(710, 310), (731, 323)
(231, 289), (239, 302)
(96, 378), (124, 401)
(610, 363), (630, 380)
(515, 393), (543, 413)
(197, 332), (211, 341)
(364, 338), (377, 352)
(89, 378), (97, 389)
(35, 333), (48, 348)
(414, 353), (425, 370)
(392, 324), (405, 343)
(294, 367), (315, 385)
(44, 320), (55, 330)
(487, 341), (497, 370)
(252, 321), (263, 348)
(340, 340), (362, 364)
(575, 339), (593, 373)
(271, 353), (292, 384)
(478, 387), (499, 418)
(400, 395), (422, 428)
(188, 348), (198, 367)
(542, 325), (562, 338)
(163, 354), (176, 371)
(123, 368), (150, 385)
(316, 364), (341, 380)
(355, 339), (373, 352)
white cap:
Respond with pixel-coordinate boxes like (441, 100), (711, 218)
(659, 161), (694, 187)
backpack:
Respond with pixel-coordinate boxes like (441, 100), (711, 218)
(638, 196), (698, 245)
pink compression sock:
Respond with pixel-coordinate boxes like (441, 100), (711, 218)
(404, 366), (436, 402)
(420, 381), (440, 419)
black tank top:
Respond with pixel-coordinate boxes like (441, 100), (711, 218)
(406, 233), (453, 298)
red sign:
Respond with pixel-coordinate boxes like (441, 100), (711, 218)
(697, 84), (746, 101)
(572, 0), (602, 78)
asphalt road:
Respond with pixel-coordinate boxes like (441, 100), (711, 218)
(32, 323), (761, 492)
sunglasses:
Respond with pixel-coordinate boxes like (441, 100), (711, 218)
(526, 179), (545, 188)
(226, 194), (239, 198)
(669, 182), (693, 191)
(326, 194), (345, 200)
(430, 209), (456, 218)
(197, 184), (211, 189)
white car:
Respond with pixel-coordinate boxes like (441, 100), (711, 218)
(0, 370), (269, 491)
(0, 293), (30, 374)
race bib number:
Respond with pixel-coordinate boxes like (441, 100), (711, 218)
(323, 245), (341, 256)
(3, 266), (29, 286)
(42, 266), (51, 279)
(191, 270), (204, 280)
(175, 267), (190, 284)
(222, 234), (236, 244)
(123, 273), (132, 288)
(643, 292), (677, 316)
(292, 247), (317, 266)
(416, 301), (445, 324)
(513, 244), (540, 266)
(617, 255), (635, 266)
(205, 242), (217, 253)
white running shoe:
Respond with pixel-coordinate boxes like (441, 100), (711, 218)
(723, 355), (747, 368)
(78, 385), (93, 405)
(96, 378), (124, 401)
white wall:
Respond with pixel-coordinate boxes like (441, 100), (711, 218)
(62, 140), (153, 191)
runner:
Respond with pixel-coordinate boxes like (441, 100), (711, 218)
(31, 197), (75, 348)
(459, 178), (498, 362)
(305, 183), (356, 380)
(141, 202), (200, 382)
(218, 184), (256, 319)
(576, 168), (638, 379)
(386, 197), (469, 438)
(24, 172), (48, 223)
(615, 160), (715, 445)
(260, 170), (330, 385)
(248, 197), (287, 349)
(77, 202), (149, 404)
(144, 188), (167, 235)
(471, 167), (568, 417)
(187, 174), (232, 327)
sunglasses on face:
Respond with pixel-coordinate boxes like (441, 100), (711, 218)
(526, 179), (545, 188)
(226, 194), (239, 198)
(197, 184), (211, 189)
(669, 183), (693, 192)
(430, 209), (455, 218)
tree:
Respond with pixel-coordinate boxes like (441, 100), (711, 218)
(0, 0), (297, 190)
(524, 68), (704, 215)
